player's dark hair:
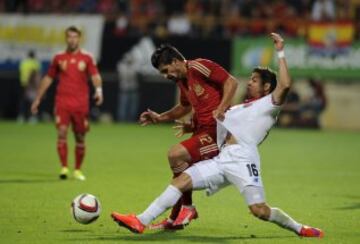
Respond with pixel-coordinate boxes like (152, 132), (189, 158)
(151, 44), (185, 69)
(252, 67), (277, 93)
(65, 26), (82, 36)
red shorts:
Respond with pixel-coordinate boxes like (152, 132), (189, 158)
(181, 130), (219, 164)
(54, 107), (89, 134)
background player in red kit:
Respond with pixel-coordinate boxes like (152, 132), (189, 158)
(31, 26), (103, 181)
(139, 44), (238, 229)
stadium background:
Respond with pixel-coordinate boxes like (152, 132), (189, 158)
(1, 0), (360, 129)
(0, 1), (359, 244)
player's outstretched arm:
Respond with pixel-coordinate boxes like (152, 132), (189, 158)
(139, 104), (191, 126)
(31, 75), (53, 114)
(91, 74), (104, 106)
(270, 33), (291, 106)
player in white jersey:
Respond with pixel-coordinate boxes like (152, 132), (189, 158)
(111, 33), (324, 238)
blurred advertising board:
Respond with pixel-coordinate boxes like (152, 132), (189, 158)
(0, 14), (104, 71)
(232, 22), (360, 79)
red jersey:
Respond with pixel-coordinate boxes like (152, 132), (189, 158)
(47, 49), (99, 112)
(177, 59), (230, 132)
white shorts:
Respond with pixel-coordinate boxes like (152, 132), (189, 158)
(185, 144), (265, 205)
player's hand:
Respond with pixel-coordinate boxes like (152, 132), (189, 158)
(31, 98), (41, 115)
(139, 109), (161, 126)
(213, 107), (226, 121)
(270, 32), (284, 51)
(172, 120), (193, 138)
(94, 88), (103, 106)
(94, 93), (103, 106)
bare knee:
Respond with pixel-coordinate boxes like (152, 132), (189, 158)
(168, 144), (191, 173)
(168, 144), (189, 162)
(74, 133), (85, 143)
(171, 173), (193, 192)
(249, 203), (271, 221)
(57, 126), (68, 140)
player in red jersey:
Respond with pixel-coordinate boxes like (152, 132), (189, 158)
(139, 44), (238, 229)
(31, 26), (103, 181)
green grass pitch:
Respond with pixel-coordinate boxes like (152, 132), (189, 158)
(0, 122), (359, 244)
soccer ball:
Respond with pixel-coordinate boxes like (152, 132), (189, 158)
(71, 193), (101, 224)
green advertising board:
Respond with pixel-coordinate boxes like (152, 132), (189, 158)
(232, 37), (360, 79)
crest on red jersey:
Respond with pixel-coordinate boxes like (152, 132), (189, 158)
(193, 83), (205, 97)
(78, 61), (86, 71)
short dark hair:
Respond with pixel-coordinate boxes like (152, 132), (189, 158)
(151, 44), (185, 69)
(65, 26), (82, 36)
(252, 67), (277, 93)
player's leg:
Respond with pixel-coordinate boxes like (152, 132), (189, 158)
(148, 143), (191, 230)
(111, 158), (224, 233)
(55, 108), (70, 179)
(71, 111), (89, 181)
(167, 143), (192, 222)
(245, 187), (324, 238)
(221, 154), (324, 238)
(111, 172), (192, 233)
(139, 159), (224, 227)
(73, 132), (86, 180)
(171, 132), (219, 227)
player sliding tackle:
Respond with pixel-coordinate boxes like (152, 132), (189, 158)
(112, 33), (324, 238)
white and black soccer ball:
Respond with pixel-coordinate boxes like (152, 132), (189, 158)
(71, 193), (101, 224)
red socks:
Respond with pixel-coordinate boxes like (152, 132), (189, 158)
(57, 140), (86, 170)
(75, 143), (85, 170)
(57, 139), (68, 167)
(169, 191), (193, 221)
(182, 191), (193, 206)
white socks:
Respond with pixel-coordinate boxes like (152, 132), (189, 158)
(269, 207), (302, 234)
(137, 185), (182, 225)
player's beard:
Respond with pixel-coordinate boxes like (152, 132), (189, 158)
(177, 70), (187, 81)
(67, 44), (79, 52)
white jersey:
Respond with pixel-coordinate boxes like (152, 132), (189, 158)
(216, 94), (280, 162)
(185, 94), (281, 197)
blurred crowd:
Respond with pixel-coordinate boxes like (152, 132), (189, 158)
(1, 0), (360, 38)
(278, 78), (327, 129)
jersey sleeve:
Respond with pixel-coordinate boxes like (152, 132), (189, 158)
(189, 59), (230, 85)
(256, 94), (281, 115)
(47, 55), (58, 79)
(87, 54), (99, 76)
(179, 88), (190, 106)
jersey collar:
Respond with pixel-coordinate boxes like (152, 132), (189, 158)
(243, 96), (261, 104)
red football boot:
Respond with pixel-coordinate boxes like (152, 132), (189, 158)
(111, 212), (145, 234)
(148, 218), (184, 231)
(299, 225), (324, 238)
(173, 206), (198, 227)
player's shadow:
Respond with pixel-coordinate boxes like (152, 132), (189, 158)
(61, 229), (92, 233)
(336, 203), (360, 210)
(335, 195), (360, 210)
(0, 179), (59, 184)
(71, 232), (296, 243)
(0, 171), (60, 184)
